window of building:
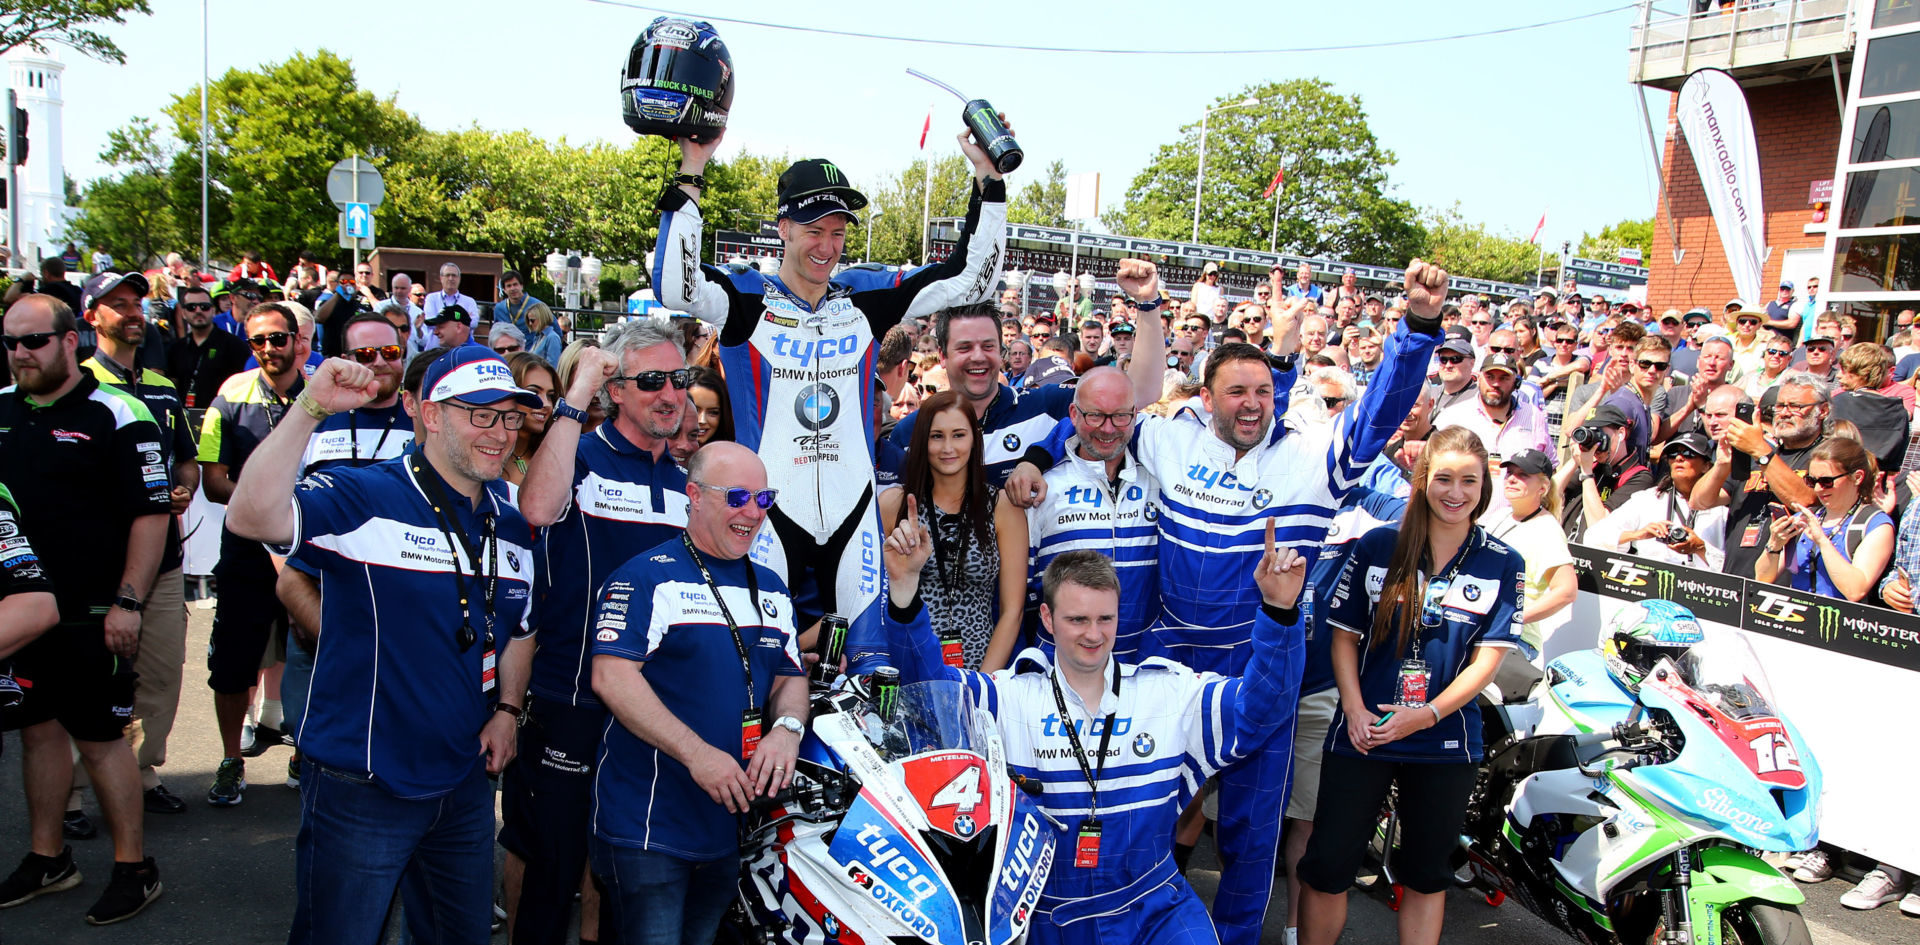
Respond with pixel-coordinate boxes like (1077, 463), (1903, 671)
(1833, 233), (1920, 293)
(1862, 32), (1920, 99)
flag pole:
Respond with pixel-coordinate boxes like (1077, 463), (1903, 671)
(919, 107), (933, 265)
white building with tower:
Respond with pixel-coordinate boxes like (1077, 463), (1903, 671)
(5, 46), (79, 266)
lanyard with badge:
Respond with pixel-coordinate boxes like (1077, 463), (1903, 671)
(1398, 532), (1481, 707)
(1048, 666), (1122, 868)
(681, 533), (766, 758)
(348, 408), (399, 465)
(410, 452), (499, 694)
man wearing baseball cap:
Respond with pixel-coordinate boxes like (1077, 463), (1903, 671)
(1427, 330), (1479, 414)
(223, 346), (541, 943)
(1432, 352), (1551, 513)
(422, 303), (482, 350)
(1558, 402), (1654, 542)
(653, 121), (1012, 674)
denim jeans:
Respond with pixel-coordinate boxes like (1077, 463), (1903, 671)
(590, 839), (738, 945)
(289, 760), (493, 945)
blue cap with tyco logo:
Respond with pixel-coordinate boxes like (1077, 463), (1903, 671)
(421, 347), (544, 408)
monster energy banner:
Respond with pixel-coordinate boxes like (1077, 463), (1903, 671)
(1570, 545), (1920, 673)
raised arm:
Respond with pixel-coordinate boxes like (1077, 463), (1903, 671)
(1196, 520), (1308, 773)
(882, 495), (967, 685)
(651, 133), (754, 332)
(227, 359), (381, 547)
(1322, 260), (1446, 492)
(518, 345), (616, 526)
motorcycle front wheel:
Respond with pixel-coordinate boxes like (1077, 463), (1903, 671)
(1718, 902), (1813, 945)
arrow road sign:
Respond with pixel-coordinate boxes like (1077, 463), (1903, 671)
(327, 155), (385, 210)
(338, 209), (376, 251)
(345, 202), (372, 238)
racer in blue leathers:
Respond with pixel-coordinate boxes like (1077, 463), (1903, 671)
(1007, 260), (1448, 945)
(881, 500), (1308, 945)
(653, 129), (1010, 671)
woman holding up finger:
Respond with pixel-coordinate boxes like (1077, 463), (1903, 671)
(1297, 426), (1527, 945)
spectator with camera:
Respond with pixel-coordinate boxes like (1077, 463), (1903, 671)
(1555, 403), (1654, 542)
(1690, 373), (1829, 580)
(1587, 432), (1727, 570)
(1755, 434), (1893, 603)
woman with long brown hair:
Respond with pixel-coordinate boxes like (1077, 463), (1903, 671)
(1297, 426), (1526, 945)
(878, 390), (1028, 673)
(502, 351), (558, 487)
(1756, 434), (1894, 602)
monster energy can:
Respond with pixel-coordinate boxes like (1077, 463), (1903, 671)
(813, 613), (849, 685)
(871, 666), (901, 723)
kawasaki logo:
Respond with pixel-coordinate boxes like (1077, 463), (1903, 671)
(1603, 561), (1650, 588)
(1818, 605), (1840, 643)
(1751, 590), (1807, 623)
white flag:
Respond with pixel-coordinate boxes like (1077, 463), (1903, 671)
(1676, 69), (1767, 305)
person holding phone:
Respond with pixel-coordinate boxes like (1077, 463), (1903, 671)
(1297, 425), (1525, 945)
(1754, 436), (1893, 602)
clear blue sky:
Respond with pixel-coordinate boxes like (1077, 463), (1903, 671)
(48, 0), (1668, 249)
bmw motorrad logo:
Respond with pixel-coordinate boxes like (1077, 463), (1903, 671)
(1144, 503), (1159, 522)
(1463, 584), (1481, 602)
(506, 550), (520, 572)
(953, 814), (976, 837)
(822, 913), (840, 937)
(1251, 489), (1273, 509)
(1133, 733), (1155, 757)
(795, 383), (840, 432)
(762, 598), (778, 618)
(1003, 433), (1021, 453)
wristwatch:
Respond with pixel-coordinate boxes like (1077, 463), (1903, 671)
(551, 399), (590, 425)
(771, 716), (804, 736)
(114, 595), (145, 613)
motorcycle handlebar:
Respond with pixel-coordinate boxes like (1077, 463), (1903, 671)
(750, 788), (798, 815)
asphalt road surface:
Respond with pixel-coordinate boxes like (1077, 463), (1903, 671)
(0, 605), (1904, 944)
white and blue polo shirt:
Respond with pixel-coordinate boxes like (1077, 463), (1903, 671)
(1322, 524), (1523, 764)
(282, 451), (536, 798)
(590, 538), (803, 860)
(529, 423), (689, 706)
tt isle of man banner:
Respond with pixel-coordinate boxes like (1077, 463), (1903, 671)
(1676, 68), (1767, 305)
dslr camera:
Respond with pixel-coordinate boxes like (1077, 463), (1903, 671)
(1661, 523), (1693, 547)
(1570, 425), (1610, 453)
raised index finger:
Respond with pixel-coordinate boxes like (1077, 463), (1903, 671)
(1264, 516), (1277, 556)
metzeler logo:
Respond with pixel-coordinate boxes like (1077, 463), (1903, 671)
(1751, 590), (1808, 624)
(1603, 561), (1650, 588)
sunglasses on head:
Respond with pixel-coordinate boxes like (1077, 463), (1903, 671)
(349, 344), (404, 364)
(248, 331), (292, 350)
(695, 481), (779, 510)
(235, 291), (264, 302)
(615, 369), (691, 392)
(0, 330), (70, 352)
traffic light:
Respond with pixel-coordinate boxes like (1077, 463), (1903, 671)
(8, 107), (26, 167)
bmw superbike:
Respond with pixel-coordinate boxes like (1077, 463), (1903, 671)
(723, 679), (1058, 945)
(1367, 633), (1821, 945)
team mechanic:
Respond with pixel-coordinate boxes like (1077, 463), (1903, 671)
(1010, 257), (1448, 945)
(883, 502), (1307, 945)
(651, 122), (1010, 672)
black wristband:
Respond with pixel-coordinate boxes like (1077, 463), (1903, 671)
(656, 185), (696, 214)
(672, 172), (707, 190)
(492, 701), (523, 719)
(1261, 602), (1301, 626)
(886, 594), (925, 625)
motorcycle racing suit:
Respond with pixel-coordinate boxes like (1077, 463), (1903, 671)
(884, 589), (1303, 945)
(1027, 314), (1439, 945)
(1024, 437), (1159, 659)
(651, 180), (1007, 670)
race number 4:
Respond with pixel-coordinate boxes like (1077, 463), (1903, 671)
(930, 766), (983, 813)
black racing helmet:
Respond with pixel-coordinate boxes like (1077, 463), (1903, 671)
(621, 18), (734, 142)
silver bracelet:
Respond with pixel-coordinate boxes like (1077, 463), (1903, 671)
(1427, 703), (1442, 723)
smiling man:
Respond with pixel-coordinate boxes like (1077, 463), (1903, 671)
(655, 126), (1010, 675)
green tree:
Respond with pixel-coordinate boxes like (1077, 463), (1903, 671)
(1102, 80), (1421, 265)
(159, 50), (423, 269)
(0, 1), (151, 64)
(65, 117), (184, 267)
(1009, 159), (1068, 228)
(1576, 217), (1654, 263)
(859, 154), (974, 267)
(1417, 203), (1544, 285)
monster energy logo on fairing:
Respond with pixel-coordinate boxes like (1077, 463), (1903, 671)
(1654, 569), (1676, 599)
(1818, 605), (1841, 643)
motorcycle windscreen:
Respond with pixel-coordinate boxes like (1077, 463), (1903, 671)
(829, 791), (964, 945)
(986, 791), (1055, 945)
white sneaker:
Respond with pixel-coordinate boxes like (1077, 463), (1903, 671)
(1840, 869), (1907, 910)
(1782, 851), (1807, 871)
(239, 721), (257, 755)
(1900, 891), (1919, 917)
(1792, 849), (1832, 883)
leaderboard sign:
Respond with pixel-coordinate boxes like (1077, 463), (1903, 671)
(1564, 256), (1650, 294)
(714, 226), (785, 266)
(1571, 544), (1920, 673)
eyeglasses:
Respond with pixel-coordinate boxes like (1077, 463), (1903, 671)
(1553, 337), (1579, 346)
(1774, 400), (1820, 415)
(1803, 473), (1849, 488)
(614, 369), (691, 392)
(1736, 318), (1760, 327)
(1765, 348), (1792, 357)
(1437, 354), (1467, 365)
(1635, 359), (1670, 371)
(1470, 320), (1492, 327)
(248, 331), (292, 350)
(1488, 345), (1517, 355)
(439, 402), (528, 429)
(1322, 396), (1348, 410)
(0, 330), (69, 351)
(349, 344), (404, 364)
(693, 481), (779, 510)
(494, 344), (523, 354)
(1074, 407), (1137, 428)
(181, 302), (213, 312)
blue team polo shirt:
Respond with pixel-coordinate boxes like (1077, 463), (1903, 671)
(1321, 525), (1523, 764)
(590, 538), (803, 860)
(282, 450), (536, 798)
(529, 423), (690, 706)
(889, 382), (1072, 486)
(300, 402), (414, 476)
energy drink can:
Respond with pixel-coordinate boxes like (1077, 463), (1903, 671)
(962, 100), (1023, 175)
(871, 666), (901, 723)
(812, 613), (848, 685)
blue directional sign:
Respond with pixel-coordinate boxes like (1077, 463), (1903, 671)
(344, 202), (373, 238)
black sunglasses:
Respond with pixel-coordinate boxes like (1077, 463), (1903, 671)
(248, 332), (293, 350)
(0, 330), (70, 351)
(1765, 348), (1793, 357)
(1488, 345), (1517, 355)
(1553, 337), (1579, 345)
(1736, 318), (1760, 327)
(235, 291), (265, 302)
(694, 481), (779, 509)
(1437, 354), (1467, 365)
(1321, 396), (1347, 410)
(1635, 359), (1670, 371)
(615, 369), (691, 392)
(1804, 473), (1849, 488)
(350, 344), (404, 364)
(181, 302), (214, 312)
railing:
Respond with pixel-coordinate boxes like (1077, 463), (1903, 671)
(1629, 0), (1856, 86)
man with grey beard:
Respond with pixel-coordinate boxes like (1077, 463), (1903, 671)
(1691, 371), (1829, 579)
